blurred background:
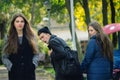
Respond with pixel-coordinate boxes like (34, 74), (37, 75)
(0, 0), (120, 80)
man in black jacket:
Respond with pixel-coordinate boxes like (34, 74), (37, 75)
(38, 26), (83, 80)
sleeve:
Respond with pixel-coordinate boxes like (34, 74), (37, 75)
(49, 39), (66, 60)
(80, 39), (96, 73)
(32, 36), (45, 68)
(33, 53), (40, 68)
(2, 52), (12, 71)
(1, 36), (12, 71)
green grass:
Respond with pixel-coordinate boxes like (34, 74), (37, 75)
(45, 67), (55, 75)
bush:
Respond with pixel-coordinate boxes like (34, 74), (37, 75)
(45, 67), (55, 78)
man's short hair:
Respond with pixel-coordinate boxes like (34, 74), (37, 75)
(38, 26), (51, 35)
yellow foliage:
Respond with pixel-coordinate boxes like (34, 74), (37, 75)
(74, 3), (86, 31)
(74, 0), (120, 31)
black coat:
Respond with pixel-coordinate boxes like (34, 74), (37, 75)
(8, 35), (36, 80)
(48, 35), (83, 80)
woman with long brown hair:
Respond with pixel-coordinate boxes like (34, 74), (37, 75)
(2, 13), (40, 80)
(80, 21), (113, 80)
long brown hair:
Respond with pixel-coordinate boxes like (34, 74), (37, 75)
(88, 21), (113, 62)
(3, 13), (38, 54)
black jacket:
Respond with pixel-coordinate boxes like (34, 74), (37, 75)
(8, 35), (36, 80)
(48, 35), (83, 80)
(48, 35), (67, 72)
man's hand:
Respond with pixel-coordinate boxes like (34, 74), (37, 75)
(48, 49), (53, 56)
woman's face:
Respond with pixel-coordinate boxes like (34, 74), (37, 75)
(14, 16), (25, 31)
(88, 26), (97, 37)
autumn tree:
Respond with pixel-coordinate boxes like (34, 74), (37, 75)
(110, 0), (117, 47)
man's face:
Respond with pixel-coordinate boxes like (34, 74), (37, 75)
(38, 33), (50, 44)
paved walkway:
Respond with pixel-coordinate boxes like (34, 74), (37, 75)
(0, 66), (54, 80)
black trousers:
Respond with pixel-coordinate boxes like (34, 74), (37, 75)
(55, 74), (83, 80)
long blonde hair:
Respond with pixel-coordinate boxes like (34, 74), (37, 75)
(3, 13), (38, 54)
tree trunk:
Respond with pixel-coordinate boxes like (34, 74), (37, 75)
(110, 0), (117, 48)
(110, 0), (115, 23)
(30, 0), (35, 27)
(102, 0), (108, 25)
(82, 0), (91, 25)
(0, 21), (6, 39)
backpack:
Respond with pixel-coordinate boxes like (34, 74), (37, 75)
(60, 47), (81, 76)
(56, 38), (81, 76)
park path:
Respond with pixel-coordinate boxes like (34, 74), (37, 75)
(0, 66), (54, 80)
